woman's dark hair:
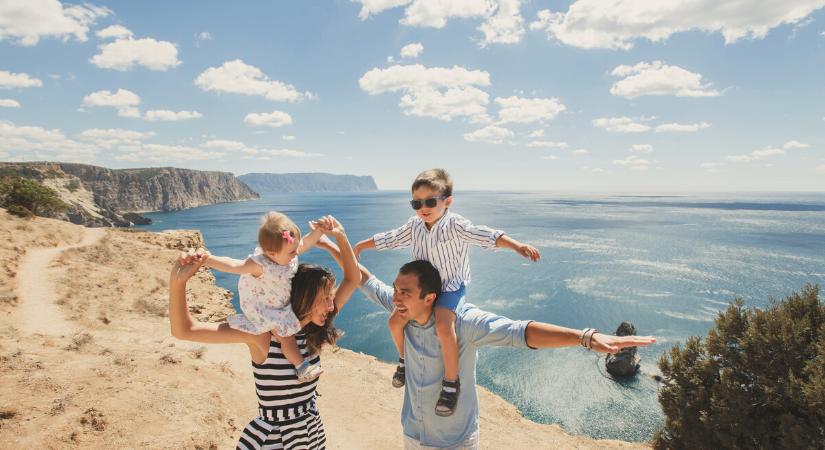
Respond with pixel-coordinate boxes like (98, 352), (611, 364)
(290, 263), (341, 354)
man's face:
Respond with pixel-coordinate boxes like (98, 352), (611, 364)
(412, 186), (452, 226)
(392, 272), (436, 324)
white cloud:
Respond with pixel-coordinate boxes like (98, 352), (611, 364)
(76, 127), (155, 148)
(387, 56), (396, 63)
(115, 143), (223, 163)
(143, 110), (203, 121)
(359, 64), (491, 122)
(0, 99), (20, 108)
(244, 111), (294, 128)
(82, 88), (141, 117)
(816, 164), (825, 173)
(202, 138), (319, 158)
(613, 155), (651, 170)
(96, 25), (132, 40)
(0, 71), (43, 89)
(0, 0), (110, 46)
(631, 144), (653, 153)
(495, 96), (565, 124)
(356, 0), (413, 20)
(572, 148), (590, 155)
(195, 59), (312, 102)
(400, 42), (424, 58)
(590, 168), (607, 174)
(527, 140), (568, 149)
(783, 140), (809, 150)
(528, 1), (825, 50)
(655, 122), (712, 133)
(592, 116), (651, 133)
(400, 0), (493, 28)
(0, 120), (95, 162)
(610, 61), (720, 99)
(463, 125), (513, 144)
(541, 155), (559, 160)
(478, 0), (525, 45)
(90, 37), (181, 71)
(282, 135), (296, 141)
(529, 129), (544, 137)
(726, 146), (786, 163)
(196, 31), (212, 41)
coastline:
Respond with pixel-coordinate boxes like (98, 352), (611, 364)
(0, 211), (648, 449)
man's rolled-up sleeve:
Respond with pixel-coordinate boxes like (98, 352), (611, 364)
(359, 276), (395, 313)
(458, 304), (531, 348)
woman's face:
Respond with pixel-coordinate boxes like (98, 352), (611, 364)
(308, 281), (335, 326)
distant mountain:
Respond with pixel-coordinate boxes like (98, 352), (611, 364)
(0, 162), (259, 226)
(238, 172), (378, 193)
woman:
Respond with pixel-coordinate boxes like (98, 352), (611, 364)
(169, 216), (359, 450)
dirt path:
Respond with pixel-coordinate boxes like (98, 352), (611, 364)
(15, 227), (107, 336)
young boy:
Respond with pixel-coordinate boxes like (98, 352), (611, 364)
(354, 168), (540, 417)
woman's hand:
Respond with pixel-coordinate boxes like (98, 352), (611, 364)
(171, 249), (208, 283)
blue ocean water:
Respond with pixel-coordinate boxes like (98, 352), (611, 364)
(140, 191), (825, 442)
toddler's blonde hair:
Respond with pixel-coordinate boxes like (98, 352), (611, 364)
(258, 211), (300, 253)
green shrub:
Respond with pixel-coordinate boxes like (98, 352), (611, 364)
(654, 284), (824, 449)
(5, 204), (33, 218)
(0, 176), (66, 216)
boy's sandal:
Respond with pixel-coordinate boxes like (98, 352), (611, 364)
(435, 379), (461, 417)
(296, 359), (323, 382)
(392, 363), (406, 388)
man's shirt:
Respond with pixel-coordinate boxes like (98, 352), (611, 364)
(372, 211), (504, 292)
(360, 276), (532, 448)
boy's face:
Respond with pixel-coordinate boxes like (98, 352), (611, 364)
(412, 186), (452, 226)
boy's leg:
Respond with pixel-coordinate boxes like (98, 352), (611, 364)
(388, 308), (407, 388)
(434, 307), (459, 382)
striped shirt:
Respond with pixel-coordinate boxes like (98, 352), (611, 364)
(253, 333), (320, 421)
(372, 211), (503, 292)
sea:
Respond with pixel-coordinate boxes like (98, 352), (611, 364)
(139, 191), (825, 442)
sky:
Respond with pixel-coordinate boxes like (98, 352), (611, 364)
(1, 0), (824, 192)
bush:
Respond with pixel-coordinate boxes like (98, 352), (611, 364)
(0, 176), (66, 216)
(654, 284), (824, 449)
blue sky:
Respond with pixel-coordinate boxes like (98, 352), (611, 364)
(1, 0), (824, 192)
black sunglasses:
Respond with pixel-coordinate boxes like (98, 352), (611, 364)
(410, 195), (446, 210)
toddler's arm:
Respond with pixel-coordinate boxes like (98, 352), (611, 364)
(203, 253), (264, 277)
(298, 217), (329, 254)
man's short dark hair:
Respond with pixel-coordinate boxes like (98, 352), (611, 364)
(399, 260), (441, 299)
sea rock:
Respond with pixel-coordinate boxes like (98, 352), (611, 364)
(605, 321), (641, 377)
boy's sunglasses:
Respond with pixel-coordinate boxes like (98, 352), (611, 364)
(410, 195), (446, 210)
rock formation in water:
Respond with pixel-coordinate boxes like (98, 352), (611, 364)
(605, 321), (641, 377)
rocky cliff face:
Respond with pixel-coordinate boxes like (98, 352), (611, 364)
(0, 162), (259, 227)
(56, 163), (259, 212)
(238, 172), (378, 193)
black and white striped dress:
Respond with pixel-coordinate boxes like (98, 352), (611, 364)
(237, 333), (325, 450)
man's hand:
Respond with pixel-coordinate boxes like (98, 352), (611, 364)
(589, 333), (656, 354)
(516, 243), (541, 262)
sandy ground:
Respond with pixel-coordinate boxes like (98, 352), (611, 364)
(0, 210), (649, 449)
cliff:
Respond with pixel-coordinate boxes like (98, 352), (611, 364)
(0, 162), (259, 226)
(238, 172), (378, 192)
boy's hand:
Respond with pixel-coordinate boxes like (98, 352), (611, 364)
(516, 243), (541, 262)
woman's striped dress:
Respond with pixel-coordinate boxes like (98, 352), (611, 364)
(237, 333), (326, 450)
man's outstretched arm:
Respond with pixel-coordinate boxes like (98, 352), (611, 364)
(525, 322), (655, 354)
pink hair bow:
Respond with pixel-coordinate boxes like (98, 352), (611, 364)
(282, 230), (295, 244)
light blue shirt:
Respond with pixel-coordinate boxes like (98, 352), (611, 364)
(360, 276), (532, 448)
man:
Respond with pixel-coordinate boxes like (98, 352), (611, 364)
(318, 241), (655, 449)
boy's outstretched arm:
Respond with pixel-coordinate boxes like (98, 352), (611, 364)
(495, 234), (541, 262)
